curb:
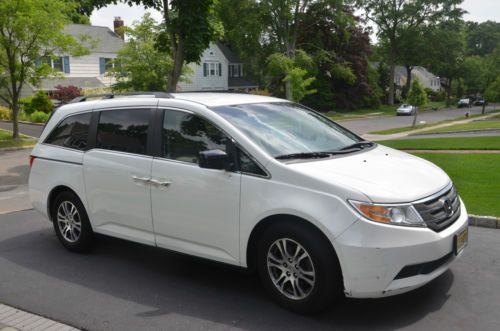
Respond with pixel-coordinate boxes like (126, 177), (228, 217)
(411, 128), (500, 136)
(0, 120), (45, 126)
(0, 146), (35, 152)
(468, 214), (500, 229)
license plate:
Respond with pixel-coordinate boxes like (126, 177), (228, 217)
(454, 227), (468, 255)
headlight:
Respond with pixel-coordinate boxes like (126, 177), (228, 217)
(348, 200), (426, 227)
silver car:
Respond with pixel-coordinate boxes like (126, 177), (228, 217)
(396, 104), (416, 116)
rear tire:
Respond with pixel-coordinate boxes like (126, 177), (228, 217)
(257, 221), (343, 314)
(51, 191), (94, 253)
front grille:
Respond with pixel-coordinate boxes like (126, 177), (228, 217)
(414, 185), (461, 232)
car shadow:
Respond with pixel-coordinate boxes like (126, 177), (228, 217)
(0, 219), (454, 331)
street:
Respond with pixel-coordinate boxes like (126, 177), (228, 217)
(0, 210), (498, 331)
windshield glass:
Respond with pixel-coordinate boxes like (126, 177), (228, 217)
(211, 102), (362, 157)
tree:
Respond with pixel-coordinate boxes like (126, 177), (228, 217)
(52, 85), (82, 104)
(356, 0), (464, 105)
(423, 21), (466, 105)
(0, 0), (85, 138)
(261, 0), (326, 100)
(484, 74), (500, 103)
(465, 21), (500, 57)
(407, 78), (427, 127)
(110, 13), (173, 91)
(126, 0), (220, 92)
(266, 50), (316, 101)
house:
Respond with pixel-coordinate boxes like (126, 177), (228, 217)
(177, 42), (258, 92)
(17, 18), (125, 99)
(394, 65), (441, 92)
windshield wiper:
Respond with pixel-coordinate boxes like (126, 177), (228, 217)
(275, 152), (335, 160)
(339, 141), (374, 151)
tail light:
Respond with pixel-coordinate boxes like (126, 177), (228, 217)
(29, 155), (36, 168)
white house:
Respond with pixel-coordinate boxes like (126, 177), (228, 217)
(178, 42), (258, 92)
(394, 65), (441, 92)
(19, 19), (125, 98)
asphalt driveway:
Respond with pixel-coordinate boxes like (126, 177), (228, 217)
(0, 210), (499, 331)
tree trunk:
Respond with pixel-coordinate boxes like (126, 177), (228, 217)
(167, 41), (184, 93)
(446, 77), (453, 106)
(482, 102), (486, 114)
(412, 107), (418, 128)
(404, 65), (413, 99)
(11, 100), (19, 139)
(388, 62), (395, 105)
(285, 75), (292, 101)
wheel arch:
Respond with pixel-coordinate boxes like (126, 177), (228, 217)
(245, 214), (341, 274)
(47, 185), (84, 221)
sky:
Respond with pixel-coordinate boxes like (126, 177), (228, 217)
(90, 1), (499, 31)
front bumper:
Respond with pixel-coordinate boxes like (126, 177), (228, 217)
(335, 198), (468, 298)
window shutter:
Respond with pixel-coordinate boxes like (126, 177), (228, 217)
(99, 57), (106, 74)
(63, 56), (70, 74)
(203, 63), (208, 77)
(218, 63), (222, 76)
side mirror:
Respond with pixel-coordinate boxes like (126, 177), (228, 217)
(199, 149), (228, 170)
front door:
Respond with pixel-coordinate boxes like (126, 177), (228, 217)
(151, 109), (241, 264)
(83, 107), (155, 245)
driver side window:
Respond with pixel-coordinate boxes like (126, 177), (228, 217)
(162, 110), (227, 164)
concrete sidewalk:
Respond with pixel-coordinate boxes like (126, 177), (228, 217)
(0, 304), (78, 331)
(363, 112), (500, 141)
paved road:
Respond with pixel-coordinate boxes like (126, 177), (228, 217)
(1, 105), (498, 138)
(0, 121), (43, 138)
(0, 210), (499, 331)
(339, 105), (498, 135)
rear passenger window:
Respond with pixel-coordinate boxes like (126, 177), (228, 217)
(45, 112), (91, 151)
(163, 110), (227, 164)
(96, 109), (150, 155)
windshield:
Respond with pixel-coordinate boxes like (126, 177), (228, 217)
(211, 102), (363, 158)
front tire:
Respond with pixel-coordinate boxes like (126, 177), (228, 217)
(51, 191), (94, 253)
(257, 221), (343, 314)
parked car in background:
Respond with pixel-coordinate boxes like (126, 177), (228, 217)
(396, 104), (416, 116)
(29, 92), (469, 314)
(474, 99), (487, 106)
(458, 98), (472, 108)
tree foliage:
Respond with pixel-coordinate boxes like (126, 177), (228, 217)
(356, 0), (464, 105)
(407, 78), (428, 107)
(110, 13), (174, 91)
(0, 0), (86, 138)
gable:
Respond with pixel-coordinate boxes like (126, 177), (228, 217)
(63, 24), (124, 54)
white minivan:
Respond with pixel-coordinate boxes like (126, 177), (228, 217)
(29, 92), (468, 313)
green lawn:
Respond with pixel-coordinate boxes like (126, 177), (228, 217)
(422, 119), (500, 133)
(378, 136), (500, 150)
(413, 153), (500, 217)
(0, 129), (37, 148)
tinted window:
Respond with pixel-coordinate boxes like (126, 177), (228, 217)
(238, 149), (267, 177)
(163, 110), (227, 164)
(45, 112), (91, 151)
(97, 109), (149, 155)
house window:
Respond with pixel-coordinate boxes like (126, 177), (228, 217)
(229, 64), (241, 78)
(203, 62), (222, 77)
(41, 56), (66, 72)
(100, 57), (116, 74)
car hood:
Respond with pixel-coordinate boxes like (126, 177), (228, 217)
(286, 145), (450, 203)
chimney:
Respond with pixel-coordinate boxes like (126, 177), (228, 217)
(114, 16), (124, 40)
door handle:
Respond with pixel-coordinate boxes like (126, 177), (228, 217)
(150, 179), (172, 187)
(131, 175), (151, 184)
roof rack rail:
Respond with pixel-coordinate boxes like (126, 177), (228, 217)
(69, 92), (173, 103)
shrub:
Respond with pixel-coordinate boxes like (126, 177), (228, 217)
(19, 96), (34, 114)
(31, 91), (54, 114)
(0, 106), (11, 120)
(51, 85), (82, 104)
(30, 111), (49, 123)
